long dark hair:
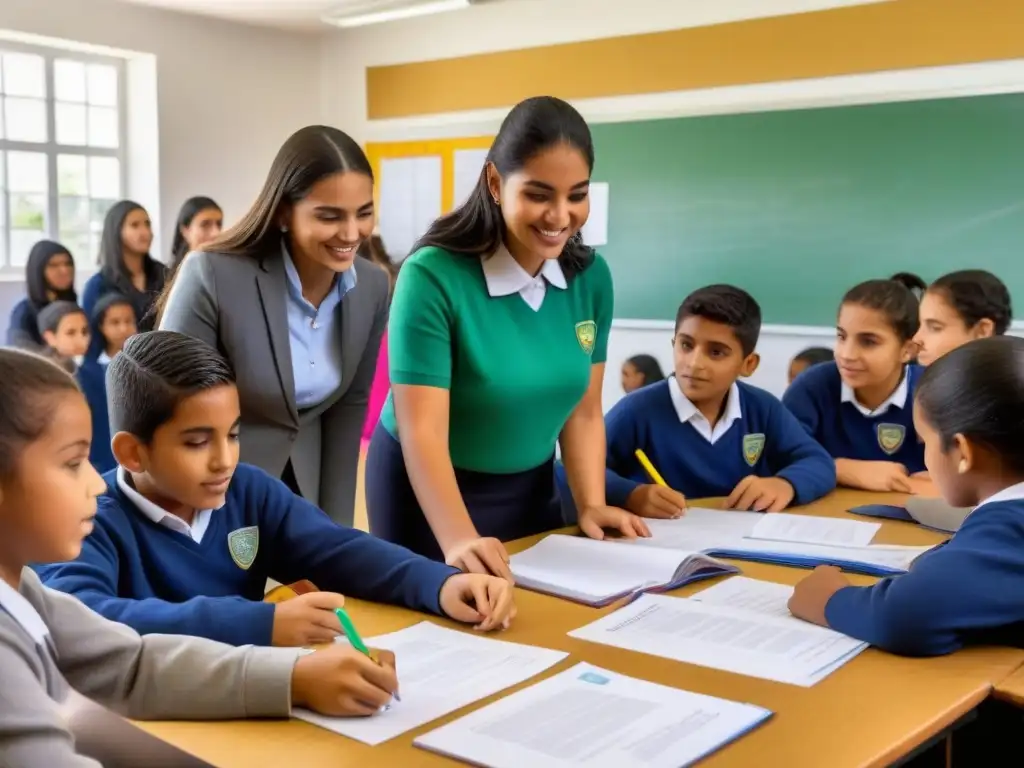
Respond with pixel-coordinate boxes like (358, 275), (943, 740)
(414, 96), (596, 276)
(625, 354), (665, 386)
(171, 196), (221, 269)
(929, 270), (1012, 336)
(841, 277), (920, 342)
(98, 199), (163, 293)
(25, 240), (76, 309)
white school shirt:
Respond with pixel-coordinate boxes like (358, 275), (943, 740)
(481, 244), (567, 312)
(668, 377), (743, 445)
(840, 366), (909, 417)
(117, 467), (214, 544)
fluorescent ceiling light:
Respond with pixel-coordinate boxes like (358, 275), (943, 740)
(323, 0), (470, 27)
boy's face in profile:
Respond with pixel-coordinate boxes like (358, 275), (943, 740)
(122, 384), (241, 513)
(99, 304), (138, 355)
(44, 313), (90, 359)
(672, 315), (757, 406)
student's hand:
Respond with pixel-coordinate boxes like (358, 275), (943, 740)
(271, 591), (346, 647)
(444, 537), (514, 583)
(579, 505), (651, 540)
(439, 573), (517, 631)
(291, 645), (398, 717)
(624, 484), (687, 519)
(788, 566), (852, 627)
(725, 476), (795, 513)
(856, 461), (912, 493)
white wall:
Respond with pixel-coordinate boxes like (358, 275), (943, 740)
(0, 0), (323, 267)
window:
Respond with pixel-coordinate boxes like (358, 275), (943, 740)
(0, 43), (124, 275)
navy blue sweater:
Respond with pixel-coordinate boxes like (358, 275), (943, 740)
(782, 362), (926, 473)
(603, 380), (836, 507)
(826, 496), (1024, 656)
(6, 298), (43, 348)
(37, 464), (459, 646)
(76, 358), (115, 473)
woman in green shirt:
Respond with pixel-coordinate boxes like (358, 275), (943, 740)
(365, 96), (649, 579)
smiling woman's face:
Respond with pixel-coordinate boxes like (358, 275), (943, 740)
(285, 171), (375, 274)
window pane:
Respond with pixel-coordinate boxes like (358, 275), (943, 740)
(89, 156), (120, 199)
(87, 64), (118, 107)
(4, 97), (47, 143)
(91, 198), (116, 231)
(10, 193), (46, 229)
(1, 53), (46, 98)
(58, 154), (88, 196)
(10, 229), (44, 268)
(59, 196), (89, 232)
(87, 106), (118, 148)
(59, 231), (90, 263)
(55, 59), (87, 103)
(7, 152), (47, 193)
(55, 102), (87, 145)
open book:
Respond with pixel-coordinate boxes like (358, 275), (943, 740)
(510, 534), (738, 606)
(634, 509), (932, 576)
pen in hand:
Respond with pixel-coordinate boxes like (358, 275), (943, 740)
(335, 607), (401, 703)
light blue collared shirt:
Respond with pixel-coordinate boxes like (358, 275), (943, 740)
(282, 249), (357, 409)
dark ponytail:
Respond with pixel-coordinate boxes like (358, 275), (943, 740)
(841, 277), (921, 342)
(929, 270), (1012, 336)
(414, 96), (595, 277)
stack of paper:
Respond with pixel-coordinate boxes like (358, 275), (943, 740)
(510, 534), (738, 606)
(635, 509), (932, 575)
(569, 586), (867, 687)
(414, 662), (772, 768)
(293, 622), (568, 744)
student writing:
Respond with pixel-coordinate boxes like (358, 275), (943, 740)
(783, 278), (924, 492)
(598, 286), (835, 516)
(0, 347), (421, 766)
(789, 336), (1024, 656)
(914, 269), (1011, 366)
(39, 331), (515, 648)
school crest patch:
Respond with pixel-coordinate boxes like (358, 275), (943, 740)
(742, 433), (766, 467)
(575, 320), (597, 355)
(877, 423), (906, 455)
(227, 526), (259, 570)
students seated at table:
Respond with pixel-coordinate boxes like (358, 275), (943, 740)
(783, 278), (925, 492)
(38, 331), (515, 647)
(914, 269), (1012, 366)
(789, 336), (1024, 657)
(0, 347), (414, 765)
(562, 285), (835, 518)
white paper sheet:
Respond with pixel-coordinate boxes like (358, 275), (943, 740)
(414, 662), (772, 768)
(749, 513), (881, 547)
(453, 148), (490, 209)
(569, 594), (867, 687)
(294, 622), (567, 745)
(378, 156), (441, 259)
(690, 576), (794, 618)
(581, 182), (609, 246)
(639, 508), (761, 551)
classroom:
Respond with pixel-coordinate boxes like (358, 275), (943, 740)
(1, 0), (1023, 766)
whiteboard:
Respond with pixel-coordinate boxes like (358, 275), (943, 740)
(453, 148), (490, 209)
(378, 156), (442, 260)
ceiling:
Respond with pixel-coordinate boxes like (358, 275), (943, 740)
(114, 0), (477, 30)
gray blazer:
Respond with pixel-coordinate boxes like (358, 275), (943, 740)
(159, 247), (389, 526)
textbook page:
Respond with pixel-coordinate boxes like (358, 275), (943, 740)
(569, 594), (867, 687)
(716, 539), (930, 571)
(639, 508), (761, 550)
(414, 662), (772, 768)
(749, 513), (881, 547)
(294, 622), (567, 745)
(690, 576), (793, 618)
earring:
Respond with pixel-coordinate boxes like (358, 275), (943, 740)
(492, 196), (499, 205)
(958, 459), (968, 474)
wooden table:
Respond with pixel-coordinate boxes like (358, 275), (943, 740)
(135, 490), (1024, 768)
(994, 667), (1024, 708)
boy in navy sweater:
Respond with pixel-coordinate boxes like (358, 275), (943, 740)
(39, 331), (515, 647)
(604, 285), (835, 516)
(783, 278), (925, 492)
(789, 336), (1024, 656)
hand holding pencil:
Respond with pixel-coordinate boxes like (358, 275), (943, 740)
(626, 450), (687, 519)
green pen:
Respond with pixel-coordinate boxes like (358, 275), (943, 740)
(335, 607), (400, 703)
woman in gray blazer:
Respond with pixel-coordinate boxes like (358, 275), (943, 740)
(157, 126), (388, 526)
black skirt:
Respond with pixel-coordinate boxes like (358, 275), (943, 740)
(365, 423), (565, 561)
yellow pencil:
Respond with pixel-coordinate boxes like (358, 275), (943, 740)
(635, 449), (668, 487)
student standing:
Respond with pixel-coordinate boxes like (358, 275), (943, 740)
(789, 336), (1024, 656)
(158, 126), (388, 527)
(6, 240), (77, 348)
(783, 278), (924, 491)
(365, 96), (648, 577)
(82, 200), (166, 333)
(170, 196), (223, 272)
(914, 269), (1012, 366)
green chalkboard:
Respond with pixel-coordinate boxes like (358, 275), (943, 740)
(591, 94), (1024, 325)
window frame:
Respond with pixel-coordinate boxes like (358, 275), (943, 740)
(0, 38), (127, 279)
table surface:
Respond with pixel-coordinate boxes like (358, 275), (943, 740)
(993, 666), (1024, 707)
(135, 490), (1024, 768)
